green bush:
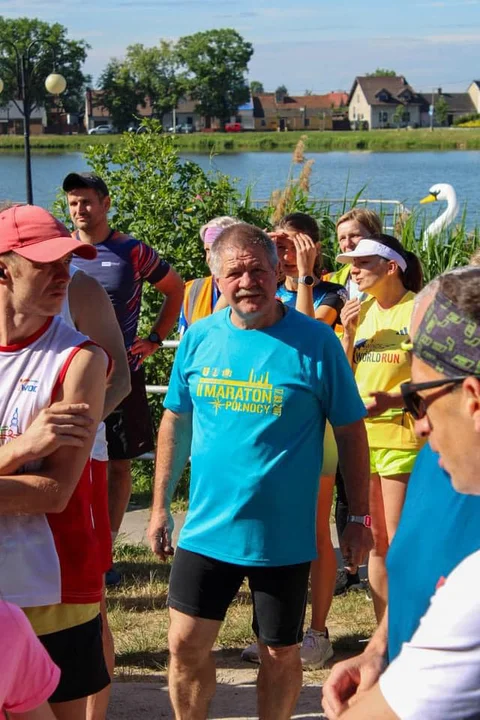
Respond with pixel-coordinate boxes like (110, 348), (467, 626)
(454, 112), (480, 126)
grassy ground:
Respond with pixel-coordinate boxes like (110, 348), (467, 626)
(108, 543), (376, 685)
(3, 127), (480, 152)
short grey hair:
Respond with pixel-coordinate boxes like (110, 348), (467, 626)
(199, 216), (240, 242)
(209, 223), (278, 278)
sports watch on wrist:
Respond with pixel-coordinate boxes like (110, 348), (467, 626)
(147, 331), (163, 346)
(298, 275), (315, 286)
(347, 514), (372, 528)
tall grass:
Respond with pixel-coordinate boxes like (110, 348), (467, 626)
(264, 136), (479, 282)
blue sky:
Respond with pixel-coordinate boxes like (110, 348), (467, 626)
(1, 0), (479, 93)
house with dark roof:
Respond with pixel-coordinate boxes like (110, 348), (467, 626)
(348, 76), (424, 129)
(253, 90), (348, 131)
(419, 88), (476, 126)
(84, 89), (202, 131)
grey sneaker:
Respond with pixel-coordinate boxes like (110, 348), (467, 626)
(241, 642), (260, 664)
(300, 628), (334, 669)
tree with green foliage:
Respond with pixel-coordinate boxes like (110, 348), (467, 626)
(98, 59), (145, 130)
(366, 68), (397, 77)
(0, 16), (90, 115)
(250, 80), (264, 95)
(434, 95), (449, 126)
(125, 40), (183, 120)
(393, 104), (404, 128)
(275, 84), (288, 96)
(176, 29), (253, 128)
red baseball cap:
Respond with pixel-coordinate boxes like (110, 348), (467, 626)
(0, 205), (97, 262)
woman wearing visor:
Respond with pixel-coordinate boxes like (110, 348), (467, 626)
(337, 234), (423, 623)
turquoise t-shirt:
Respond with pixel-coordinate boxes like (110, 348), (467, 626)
(165, 306), (366, 567)
(387, 443), (480, 661)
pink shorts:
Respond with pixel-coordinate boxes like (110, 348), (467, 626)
(91, 459), (112, 573)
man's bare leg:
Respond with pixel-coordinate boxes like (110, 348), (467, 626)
(50, 697), (88, 720)
(108, 458), (132, 534)
(257, 642), (303, 720)
(87, 591), (114, 720)
(168, 608), (221, 720)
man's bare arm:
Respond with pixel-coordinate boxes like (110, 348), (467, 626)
(69, 271), (131, 418)
(0, 403), (93, 474)
(0, 345), (107, 514)
(333, 419), (372, 568)
(151, 268), (185, 339)
(334, 419), (370, 515)
(148, 409), (192, 560)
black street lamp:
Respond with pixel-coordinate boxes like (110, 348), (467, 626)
(0, 40), (66, 204)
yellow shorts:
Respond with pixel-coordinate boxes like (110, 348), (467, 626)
(369, 448), (418, 477)
(321, 422), (338, 477)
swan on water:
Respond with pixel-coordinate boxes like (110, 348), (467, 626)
(420, 183), (459, 247)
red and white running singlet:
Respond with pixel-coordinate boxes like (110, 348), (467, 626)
(0, 316), (105, 607)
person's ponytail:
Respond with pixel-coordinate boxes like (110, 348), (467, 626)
(402, 250), (423, 293)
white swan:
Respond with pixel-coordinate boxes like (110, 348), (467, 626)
(420, 183), (459, 247)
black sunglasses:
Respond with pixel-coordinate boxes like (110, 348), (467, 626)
(401, 376), (470, 420)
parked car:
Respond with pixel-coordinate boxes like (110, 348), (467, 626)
(225, 122), (242, 132)
(88, 125), (113, 135)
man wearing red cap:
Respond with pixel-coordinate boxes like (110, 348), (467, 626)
(0, 204), (111, 719)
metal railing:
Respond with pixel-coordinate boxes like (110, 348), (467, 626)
(140, 339), (180, 460)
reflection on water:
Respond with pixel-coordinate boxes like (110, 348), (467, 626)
(1, 149), (479, 228)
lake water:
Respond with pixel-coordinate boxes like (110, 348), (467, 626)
(1, 149), (479, 227)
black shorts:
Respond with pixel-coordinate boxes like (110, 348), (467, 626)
(39, 614), (110, 703)
(105, 366), (155, 460)
(168, 548), (310, 647)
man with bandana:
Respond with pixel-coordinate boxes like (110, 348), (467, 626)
(322, 265), (480, 720)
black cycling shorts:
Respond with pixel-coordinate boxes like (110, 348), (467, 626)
(39, 613), (110, 703)
(105, 366), (155, 460)
(168, 547), (310, 647)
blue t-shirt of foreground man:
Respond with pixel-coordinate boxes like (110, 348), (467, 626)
(387, 442), (480, 662)
(166, 304), (365, 566)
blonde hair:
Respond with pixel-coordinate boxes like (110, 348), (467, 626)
(336, 208), (382, 236)
(199, 216), (240, 242)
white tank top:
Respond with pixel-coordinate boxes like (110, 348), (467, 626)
(0, 316), (90, 607)
(61, 266), (108, 462)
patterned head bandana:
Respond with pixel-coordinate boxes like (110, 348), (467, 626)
(413, 290), (480, 377)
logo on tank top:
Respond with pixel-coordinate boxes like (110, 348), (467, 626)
(19, 377), (39, 393)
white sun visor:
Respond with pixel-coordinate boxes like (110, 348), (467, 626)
(336, 238), (407, 272)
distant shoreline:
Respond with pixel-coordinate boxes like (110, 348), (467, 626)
(2, 128), (480, 153)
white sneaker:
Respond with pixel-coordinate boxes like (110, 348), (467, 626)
(241, 642), (260, 664)
(300, 628), (334, 669)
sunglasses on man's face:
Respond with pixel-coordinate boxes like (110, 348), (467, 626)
(401, 376), (470, 420)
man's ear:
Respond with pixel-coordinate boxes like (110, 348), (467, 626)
(103, 195), (111, 213)
(463, 376), (480, 433)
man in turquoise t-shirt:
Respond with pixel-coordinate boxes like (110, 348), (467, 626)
(148, 223), (372, 720)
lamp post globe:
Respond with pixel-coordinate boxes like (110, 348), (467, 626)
(0, 78), (4, 94)
(45, 72), (66, 95)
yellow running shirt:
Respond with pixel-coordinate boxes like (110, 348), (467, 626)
(352, 291), (422, 450)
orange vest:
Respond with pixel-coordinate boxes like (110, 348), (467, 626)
(183, 275), (216, 327)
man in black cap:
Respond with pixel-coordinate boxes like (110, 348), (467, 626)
(63, 172), (184, 584)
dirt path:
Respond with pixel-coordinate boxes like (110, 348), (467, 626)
(108, 652), (326, 719)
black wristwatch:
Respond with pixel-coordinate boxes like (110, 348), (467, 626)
(298, 275), (315, 286)
(147, 331), (163, 346)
